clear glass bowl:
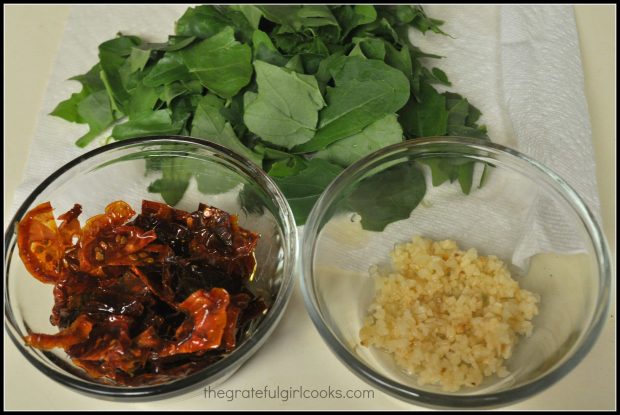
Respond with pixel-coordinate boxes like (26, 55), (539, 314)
(301, 137), (611, 408)
(4, 136), (298, 399)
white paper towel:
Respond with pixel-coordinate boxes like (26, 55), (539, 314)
(8, 5), (601, 265)
(411, 5), (600, 215)
(409, 5), (600, 266)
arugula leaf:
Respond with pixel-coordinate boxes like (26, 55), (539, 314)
(448, 125), (489, 139)
(258, 6), (303, 29)
(51, 63), (107, 123)
(315, 113), (403, 167)
(158, 80), (201, 107)
(128, 47), (151, 73)
(420, 156), (477, 195)
(421, 66), (451, 86)
(466, 101), (483, 126)
(279, 34), (330, 58)
(256, 145), (294, 161)
(244, 60), (325, 149)
(420, 158), (450, 186)
(267, 155), (309, 177)
(418, 92), (489, 192)
(479, 163), (492, 188)
(55, 5), (490, 227)
(127, 82), (160, 119)
(229, 5), (263, 30)
(294, 56), (409, 152)
(137, 36), (197, 53)
(50, 88), (89, 124)
(353, 17), (400, 44)
(111, 109), (185, 140)
(148, 156), (192, 206)
(170, 93), (201, 126)
(408, 5), (447, 35)
(176, 5), (255, 44)
(348, 161), (426, 232)
(175, 6), (231, 39)
(431, 67), (450, 85)
(75, 90), (115, 147)
(457, 161), (475, 195)
(315, 51), (347, 87)
(216, 7), (256, 43)
(271, 158), (343, 225)
(259, 5), (339, 33)
(296, 6), (340, 31)
(384, 43), (413, 82)
(195, 159), (243, 195)
(191, 94), (262, 165)
(180, 27), (253, 99)
(285, 54), (305, 73)
(252, 32), (289, 67)
(348, 43), (365, 58)
(399, 81), (447, 137)
(445, 92), (469, 126)
(443, 92), (489, 139)
(352, 37), (386, 60)
(142, 52), (190, 87)
(334, 5), (377, 39)
(118, 58), (150, 95)
(69, 63), (106, 93)
(219, 93), (246, 135)
(99, 35), (141, 57)
(98, 35), (141, 113)
(54, 63), (116, 146)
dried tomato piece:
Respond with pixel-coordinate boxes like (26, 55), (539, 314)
(51, 272), (98, 327)
(186, 204), (259, 279)
(78, 201), (136, 274)
(222, 293), (251, 351)
(88, 275), (152, 318)
(80, 227), (161, 274)
(81, 201), (135, 238)
(69, 316), (148, 375)
(131, 265), (177, 307)
(24, 314), (92, 350)
(141, 200), (175, 221)
(104, 200), (136, 224)
(134, 326), (162, 350)
(57, 204), (82, 248)
(168, 262), (243, 303)
(160, 288), (230, 356)
(17, 202), (64, 283)
(222, 306), (242, 352)
(131, 201), (192, 256)
(19, 199), (268, 386)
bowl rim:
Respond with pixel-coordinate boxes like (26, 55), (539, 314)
(300, 136), (612, 408)
(4, 135), (299, 398)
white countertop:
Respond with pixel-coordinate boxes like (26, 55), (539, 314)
(4, 5), (616, 410)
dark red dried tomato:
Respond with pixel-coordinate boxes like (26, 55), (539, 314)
(17, 200), (267, 385)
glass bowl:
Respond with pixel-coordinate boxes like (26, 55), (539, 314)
(301, 137), (611, 408)
(4, 136), (298, 399)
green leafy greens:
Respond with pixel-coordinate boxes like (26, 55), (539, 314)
(51, 5), (489, 229)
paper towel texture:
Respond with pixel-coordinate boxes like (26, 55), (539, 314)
(412, 5), (600, 218)
(406, 5), (601, 266)
(8, 5), (601, 266)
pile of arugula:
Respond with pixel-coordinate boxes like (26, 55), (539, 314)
(52, 5), (489, 230)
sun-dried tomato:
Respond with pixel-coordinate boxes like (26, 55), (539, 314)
(17, 200), (267, 386)
(17, 202), (65, 283)
(25, 314), (93, 350)
(159, 288), (230, 356)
